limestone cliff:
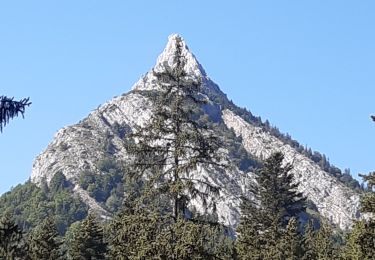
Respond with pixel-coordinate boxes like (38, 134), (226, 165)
(31, 34), (360, 230)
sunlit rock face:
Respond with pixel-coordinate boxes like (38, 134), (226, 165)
(31, 34), (360, 230)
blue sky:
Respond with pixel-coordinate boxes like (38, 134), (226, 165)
(1, 1), (374, 194)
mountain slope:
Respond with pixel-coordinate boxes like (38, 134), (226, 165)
(222, 109), (360, 229)
(31, 34), (360, 230)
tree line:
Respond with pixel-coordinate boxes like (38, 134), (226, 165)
(1, 152), (373, 259)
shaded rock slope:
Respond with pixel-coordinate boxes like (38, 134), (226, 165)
(31, 34), (360, 230)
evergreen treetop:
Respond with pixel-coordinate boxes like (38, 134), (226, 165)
(0, 96), (31, 132)
(67, 214), (107, 260)
(128, 34), (225, 220)
(0, 213), (28, 259)
(236, 152), (307, 259)
(28, 217), (62, 260)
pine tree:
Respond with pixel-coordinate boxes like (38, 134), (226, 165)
(128, 35), (223, 220)
(67, 214), (107, 260)
(301, 220), (317, 260)
(108, 211), (234, 260)
(0, 213), (29, 259)
(314, 221), (335, 260)
(116, 35), (228, 258)
(342, 220), (366, 260)
(360, 172), (375, 215)
(28, 217), (62, 260)
(0, 96), (31, 132)
(280, 217), (302, 260)
(343, 171), (375, 259)
(236, 152), (306, 259)
(108, 210), (167, 259)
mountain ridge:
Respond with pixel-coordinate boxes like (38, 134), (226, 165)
(31, 34), (360, 230)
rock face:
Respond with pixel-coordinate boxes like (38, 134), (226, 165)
(222, 109), (360, 229)
(31, 34), (360, 230)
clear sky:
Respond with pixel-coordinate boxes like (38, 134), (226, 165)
(1, 1), (374, 194)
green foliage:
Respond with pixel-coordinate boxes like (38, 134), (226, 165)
(236, 211), (268, 259)
(128, 35), (224, 220)
(0, 96), (31, 132)
(359, 171), (375, 214)
(108, 210), (234, 259)
(50, 171), (70, 192)
(236, 153), (346, 260)
(343, 220), (367, 260)
(300, 219), (339, 260)
(109, 35), (233, 259)
(313, 222), (336, 260)
(61, 221), (81, 258)
(0, 213), (28, 259)
(0, 178), (88, 235)
(256, 152), (306, 225)
(78, 158), (124, 210)
(342, 171), (375, 259)
(67, 214), (107, 260)
(236, 152), (307, 259)
(280, 217), (303, 260)
(301, 220), (317, 260)
(108, 210), (168, 259)
(28, 217), (62, 260)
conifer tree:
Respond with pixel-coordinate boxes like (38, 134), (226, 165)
(342, 220), (366, 260)
(108, 212), (234, 259)
(360, 171), (375, 215)
(0, 96), (31, 132)
(236, 152), (306, 259)
(108, 211), (168, 259)
(343, 171), (375, 259)
(128, 35), (223, 220)
(301, 220), (317, 260)
(313, 221), (335, 260)
(280, 217), (302, 260)
(28, 217), (62, 260)
(67, 214), (107, 260)
(115, 35), (228, 259)
(0, 213), (28, 259)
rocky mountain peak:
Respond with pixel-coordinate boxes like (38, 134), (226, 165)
(155, 33), (207, 78)
(30, 34), (361, 231)
(132, 34), (211, 92)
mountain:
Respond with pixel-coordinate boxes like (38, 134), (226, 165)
(30, 34), (360, 231)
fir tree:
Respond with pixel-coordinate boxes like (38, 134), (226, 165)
(313, 221), (335, 260)
(280, 217), (302, 260)
(343, 171), (375, 259)
(360, 171), (375, 214)
(301, 220), (317, 260)
(108, 211), (234, 260)
(127, 35), (223, 220)
(108, 210), (168, 259)
(342, 220), (366, 260)
(28, 217), (62, 260)
(67, 214), (107, 260)
(236, 152), (306, 259)
(0, 213), (28, 259)
(0, 96), (31, 132)
(117, 35), (228, 258)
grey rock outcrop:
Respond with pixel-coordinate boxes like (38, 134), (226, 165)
(31, 34), (360, 230)
(222, 109), (360, 230)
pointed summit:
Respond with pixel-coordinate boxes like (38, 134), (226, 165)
(29, 33), (361, 233)
(132, 34), (210, 91)
(154, 34), (207, 78)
